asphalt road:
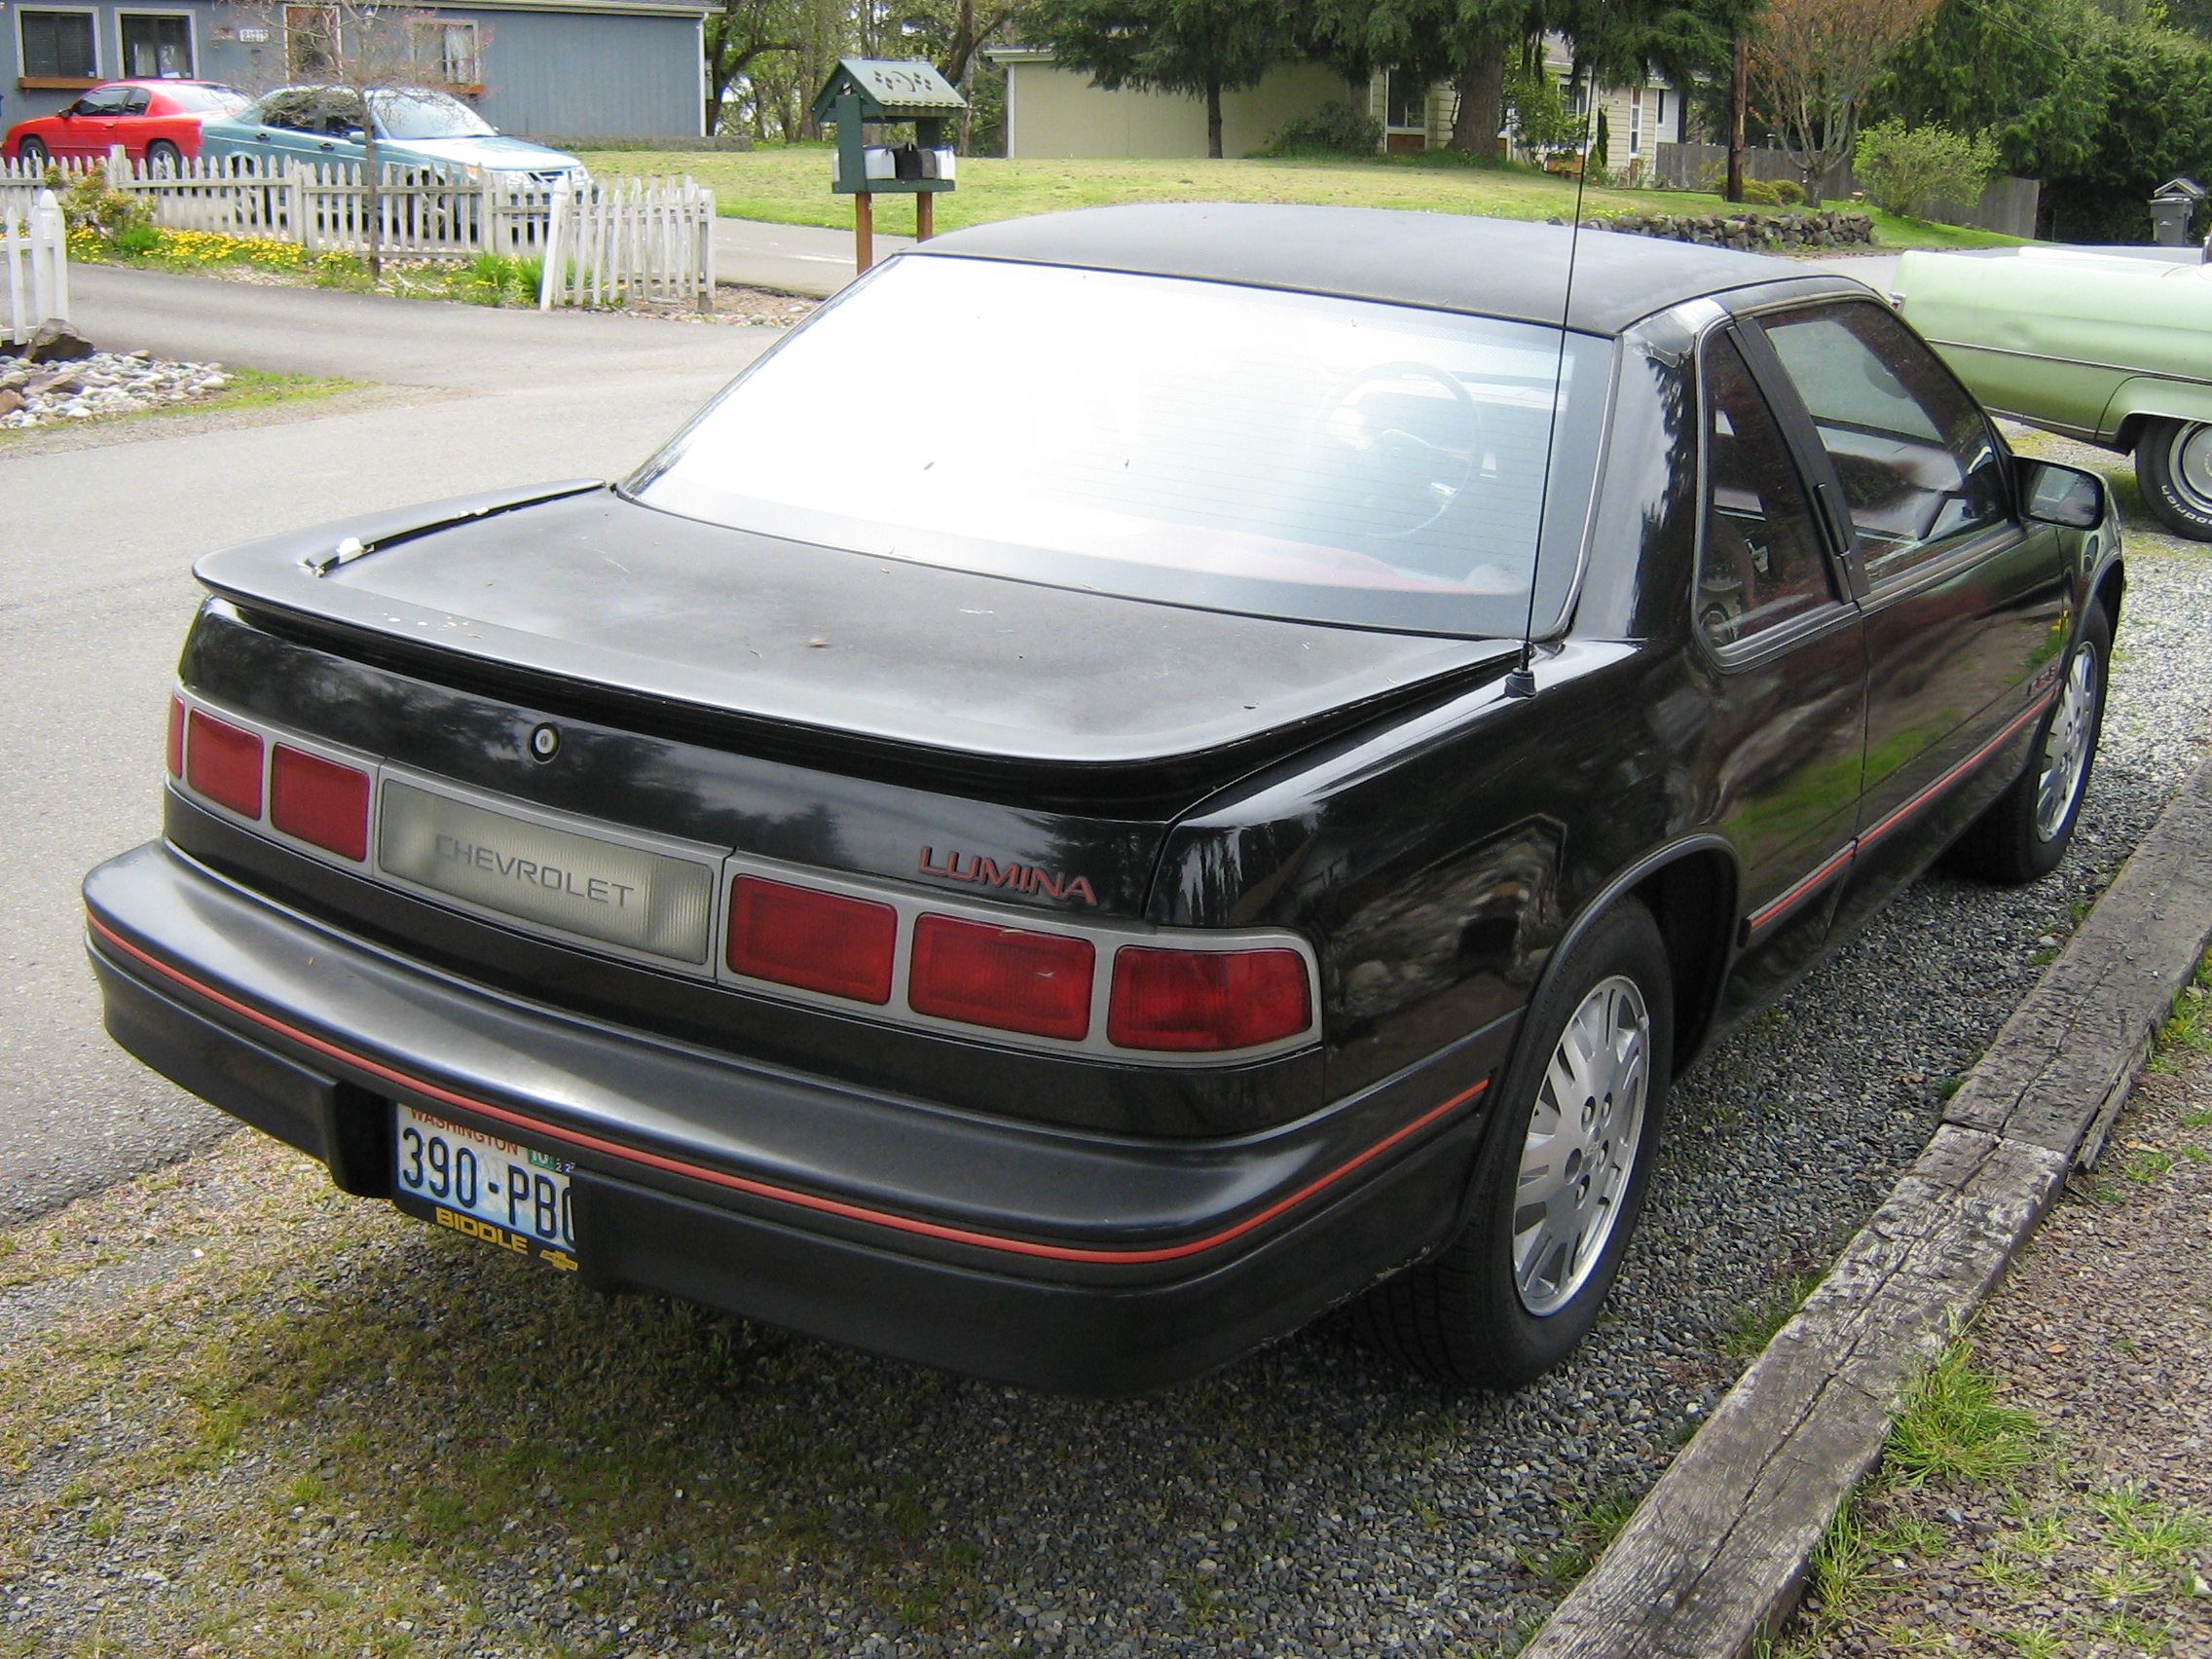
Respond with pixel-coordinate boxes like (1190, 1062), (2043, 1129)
(713, 215), (909, 297)
(0, 270), (777, 1225)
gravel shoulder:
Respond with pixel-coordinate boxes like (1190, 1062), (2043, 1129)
(0, 428), (2207, 1659)
(1784, 969), (2212, 1659)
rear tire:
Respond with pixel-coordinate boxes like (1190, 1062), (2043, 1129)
(1946, 606), (2110, 884)
(2135, 418), (2212, 541)
(16, 137), (49, 167)
(145, 139), (183, 174)
(1359, 899), (1673, 1391)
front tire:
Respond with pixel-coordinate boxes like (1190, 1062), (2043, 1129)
(16, 137), (49, 168)
(1359, 900), (1672, 1390)
(2135, 419), (2212, 541)
(1947, 606), (2110, 884)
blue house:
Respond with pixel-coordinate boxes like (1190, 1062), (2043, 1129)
(7, 0), (708, 136)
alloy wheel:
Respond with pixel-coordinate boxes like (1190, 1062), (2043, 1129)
(2035, 641), (2100, 841)
(1512, 975), (1651, 1315)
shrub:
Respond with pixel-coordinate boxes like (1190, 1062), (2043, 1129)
(1505, 60), (1583, 158)
(1741, 177), (1807, 206)
(1854, 120), (2000, 221)
(1255, 100), (1382, 158)
(57, 173), (154, 250)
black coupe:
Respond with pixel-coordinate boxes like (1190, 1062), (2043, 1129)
(84, 205), (2120, 1393)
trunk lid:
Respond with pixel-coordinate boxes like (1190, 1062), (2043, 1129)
(189, 485), (1516, 919)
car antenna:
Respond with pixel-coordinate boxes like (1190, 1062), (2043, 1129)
(1504, 38), (1601, 701)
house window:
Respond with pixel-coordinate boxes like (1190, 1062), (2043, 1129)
(284, 4), (339, 77)
(120, 14), (193, 78)
(1629, 88), (1642, 155)
(430, 19), (478, 86)
(19, 10), (99, 78)
(1384, 70), (1423, 131)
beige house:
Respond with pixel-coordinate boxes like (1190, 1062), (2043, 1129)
(989, 44), (1684, 173)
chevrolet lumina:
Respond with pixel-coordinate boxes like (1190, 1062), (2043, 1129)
(83, 205), (2121, 1394)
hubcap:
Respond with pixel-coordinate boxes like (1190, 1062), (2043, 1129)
(2174, 423), (2212, 512)
(2035, 642), (2100, 842)
(1512, 975), (1651, 1316)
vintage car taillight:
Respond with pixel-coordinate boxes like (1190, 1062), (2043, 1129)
(185, 709), (264, 818)
(908, 914), (1094, 1040)
(1107, 945), (1312, 1051)
(270, 745), (371, 862)
(166, 696), (184, 779)
(727, 874), (897, 1005)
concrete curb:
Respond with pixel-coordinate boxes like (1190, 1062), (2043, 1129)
(1521, 756), (2212, 1659)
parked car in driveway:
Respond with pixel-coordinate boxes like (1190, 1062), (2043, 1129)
(3, 80), (247, 168)
(1895, 245), (2212, 540)
(83, 205), (2122, 1395)
(196, 86), (583, 182)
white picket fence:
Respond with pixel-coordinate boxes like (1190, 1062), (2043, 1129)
(0, 151), (716, 307)
(538, 175), (715, 311)
(3, 188), (69, 348)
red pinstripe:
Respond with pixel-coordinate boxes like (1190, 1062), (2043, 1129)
(88, 913), (1485, 1267)
(1746, 688), (2058, 936)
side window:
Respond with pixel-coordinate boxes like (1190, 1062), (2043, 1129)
(1759, 301), (2008, 583)
(120, 89), (153, 117)
(1700, 332), (1838, 648)
(72, 87), (132, 118)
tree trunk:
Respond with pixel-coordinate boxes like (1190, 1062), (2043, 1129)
(1449, 42), (1506, 160)
(1205, 75), (1223, 159)
(1726, 38), (1747, 203)
(705, 87), (724, 136)
(359, 92), (382, 283)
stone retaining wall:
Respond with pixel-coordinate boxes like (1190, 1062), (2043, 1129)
(1587, 208), (1876, 252)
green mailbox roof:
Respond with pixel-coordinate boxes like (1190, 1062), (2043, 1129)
(811, 58), (968, 122)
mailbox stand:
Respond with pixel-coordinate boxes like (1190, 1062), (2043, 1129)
(812, 58), (968, 276)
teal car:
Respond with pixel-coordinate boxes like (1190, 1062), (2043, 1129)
(1895, 246), (2212, 540)
(198, 86), (584, 184)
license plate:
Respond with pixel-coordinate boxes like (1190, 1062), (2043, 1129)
(390, 1103), (578, 1272)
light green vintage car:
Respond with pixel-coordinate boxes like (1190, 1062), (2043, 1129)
(1895, 246), (2212, 539)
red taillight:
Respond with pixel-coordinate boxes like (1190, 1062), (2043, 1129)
(270, 745), (371, 862)
(908, 914), (1094, 1040)
(185, 710), (264, 818)
(166, 696), (184, 778)
(1107, 946), (1312, 1052)
(728, 875), (897, 1005)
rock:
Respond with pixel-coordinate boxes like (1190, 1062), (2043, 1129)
(23, 317), (94, 363)
(0, 388), (21, 417)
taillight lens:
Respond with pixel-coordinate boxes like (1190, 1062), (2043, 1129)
(908, 914), (1094, 1040)
(270, 745), (371, 862)
(166, 696), (184, 778)
(185, 709), (264, 818)
(728, 875), (897, 1005)
(1108, 946), (1312, 1051)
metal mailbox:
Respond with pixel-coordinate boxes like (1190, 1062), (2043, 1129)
(812, 58), (968, 273)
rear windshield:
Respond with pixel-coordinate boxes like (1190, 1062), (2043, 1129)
(630, 256), (1608, 637)
(159, 84), (246, 112)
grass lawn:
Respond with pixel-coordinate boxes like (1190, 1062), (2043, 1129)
(576, 145), (2027, 252)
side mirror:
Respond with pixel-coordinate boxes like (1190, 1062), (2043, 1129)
(346, 127), (366, 140)
(2018, 458), (2106, 530)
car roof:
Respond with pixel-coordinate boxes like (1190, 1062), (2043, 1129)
(908, 203), (1829, 337)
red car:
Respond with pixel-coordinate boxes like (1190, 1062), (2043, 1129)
(5, 80), (248, 169)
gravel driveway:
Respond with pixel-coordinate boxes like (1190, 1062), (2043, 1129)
(2, 432), (2208, 1659)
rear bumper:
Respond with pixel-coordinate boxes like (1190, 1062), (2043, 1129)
(84, 841), (1505, 1392)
